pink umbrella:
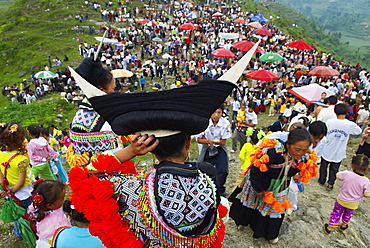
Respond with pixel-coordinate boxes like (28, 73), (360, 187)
(287, 84), (335, 104)
(232, 40), (263, 53)
(211, 48), (236, 58)
(246, 70), (279, 81)
(308, 66), (340, 77)
(254, 28), (272, 36)
(234, 18), (246, 24)
(179, 23), (196, 30)
(247, 21), (263, 29)
(286, 40), (314, 50)
(212, 12), (224, 17)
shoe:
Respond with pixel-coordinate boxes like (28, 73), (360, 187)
(339, 224), (348, 231)
(286, 209), (293, 215)
(269, 237), (279, 244)
(230, 149), (235, 153)
(318, 179), (324, 186)
(326, 185), (333, 191)
(324, 223), (331, 234)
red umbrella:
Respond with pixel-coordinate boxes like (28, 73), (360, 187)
(212, 12), (224, 17)
(254, 28), (272, 36)
(286, 40), (314, 50)
(246, 70), (279, 81)
(232, 40), (263, 53)
(211, 48), (236, 58)
(308, 66), (340, 77)
(137, 18), (149, 24)
(179, 23), (196, 30)
(234, 18), (246, 24)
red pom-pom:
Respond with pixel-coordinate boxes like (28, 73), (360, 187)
(69, 167), (89, 191)
(79, 176), (99, 201)
(94, 180), (114, 201)
(92, 154), (137, 174)
(218, 204), (228, 219)
(83, 198), (100, 221)
(70, 192), (84, 212)
(210, 221), (225, 248)
(88, 221), (103, 236)
(98, 198), (119, 219)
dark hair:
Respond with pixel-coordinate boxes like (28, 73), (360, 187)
(75, 57), (113, 90)
(62, 130), (68, 136)
(27, 125), (40, 138)
(63, 200), (89, 223)
(250, 128), (261, 145)
(278, 115), (287, 121)
(298, 116), (310, 127)
(327, 95), (338, 105)
(334, 103), (347, 115)
(352, 154), (369, 172)
(152, 132), (190, 160)
(287, 128), (312, 146)
(40, 127), (50, 137)
(0, 122), (26, 154)
(198, 161), (217, 183)
(248, 101), (256, 109)
(323, 98), (329, 104)
(32, 180), (65, 222)
(309, 121), (327, 137)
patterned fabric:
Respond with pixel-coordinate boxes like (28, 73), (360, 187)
(329, 201), (354, 227)
(69, 130), (121, 155)
(71, 108), (100, 133)
(157, 173), (216, 232)
(236, 175), (289, 219)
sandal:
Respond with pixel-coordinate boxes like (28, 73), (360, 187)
(326, 185), (333, 191)
(339, 224), (348, 231)
(324, 223), (331, 234)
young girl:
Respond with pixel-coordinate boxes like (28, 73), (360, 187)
(52, 200), (104, 248)
(40, 128), (68, 183)
(324, 154), (370, 234)
(0, 122), (34, 209)
(27, 125), (58, 180)
(28, 180), (70, 247)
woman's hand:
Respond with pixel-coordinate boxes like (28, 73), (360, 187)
(0, 191), (7, 198)
(292, 174), (301, 183)
(129, 133), (159, 156)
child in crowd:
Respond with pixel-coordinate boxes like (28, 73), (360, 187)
(234, 127), (265, 188)
(28, 180), (70, 247)
(0, 122), (34, 208)
(26, 125), (58, 180)
(324, 154), (370, 234)
(51, 200), (104, 248)
(40, 128), (68, 183)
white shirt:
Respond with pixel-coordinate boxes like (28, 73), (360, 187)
(245, 110), (258, 125)
(322, 119), (362, 162)
(357, 109), (369, 124)
(196, 117), (231, 147)
(309, 136), (327, 163)
(317, 105), (336, 123)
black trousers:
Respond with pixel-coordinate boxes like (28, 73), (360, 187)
(204, 147), (228, 194)
(319, 158), (341, 186)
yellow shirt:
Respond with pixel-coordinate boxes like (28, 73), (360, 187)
(239, 143), (256, 171)
(0, 151), (32, 189)
(53, 129), (62, 137)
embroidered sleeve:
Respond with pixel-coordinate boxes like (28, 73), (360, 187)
(18, 158), (30, 172)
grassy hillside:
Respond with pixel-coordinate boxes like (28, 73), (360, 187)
(272, 0), (370, 47)
(0, 0), (14, 13)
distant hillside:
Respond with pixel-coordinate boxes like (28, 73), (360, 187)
(272, 0), (370, 48)
(0, 0), (14, 13)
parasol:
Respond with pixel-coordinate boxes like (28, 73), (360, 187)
(253, 27), (272, 36)
(211, 48), (236, 58)
(247, 21), (263, 29)
(212, 12), (224, 17)
(34, 71), (57, 79)
(111, 69), (134, 78)
(286, 40), (315, 50)
(246, 69), (279, 81)
(232, 40), (263, 53)
(259, 52), (283, 62)
(287, 84), (335, 104)
(308, 66), (340, 77)
(137, 18), (150, 24)
(179, 23), (196, 30)
(234, 18), (246, 24)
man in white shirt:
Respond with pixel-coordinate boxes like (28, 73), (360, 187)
(197, 107), (231, 197)
(317, 95), (338, 123)
(354, 105), (370, 138)
(319, 104), (362, 190)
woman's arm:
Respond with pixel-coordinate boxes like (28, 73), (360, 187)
(114, 134), (159, 163)
(9, 171), (26, 194)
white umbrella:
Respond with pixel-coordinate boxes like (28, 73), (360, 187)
(187, 12), (198, 19)
(162, 54), (173, 59)
(152, 37), (163, 42)
(34, 71), (57, 79)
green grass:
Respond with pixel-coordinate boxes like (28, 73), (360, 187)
(0, 0), (14, 13)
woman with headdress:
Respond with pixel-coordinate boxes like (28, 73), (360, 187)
(229, 128), (318, 244)
(66, 56), (131, 167)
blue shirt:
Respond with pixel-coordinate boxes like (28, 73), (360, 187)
(55, 226), (105, 248)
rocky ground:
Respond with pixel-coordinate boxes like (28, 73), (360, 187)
(1, 113), (369, 248)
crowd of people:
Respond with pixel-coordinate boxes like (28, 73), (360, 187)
(1, 0), (370, 247)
